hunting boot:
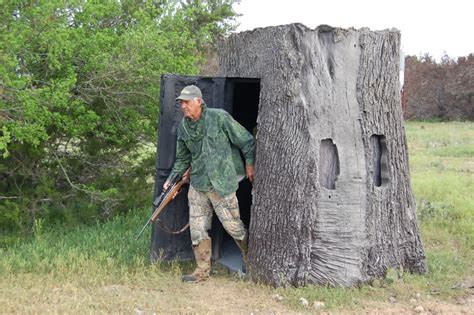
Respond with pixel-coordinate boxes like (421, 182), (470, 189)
(235, 232), (248, 273)
(182, 239), (212, 283)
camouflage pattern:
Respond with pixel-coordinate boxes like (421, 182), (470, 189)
(170, 104), (255, 196)
(188, 185), (247, 245)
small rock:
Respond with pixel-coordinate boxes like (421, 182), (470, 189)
(299, 297), (309, 306)
(452, 278), (474, 289)
(456, 297), (466, 305)
(389, 296), (396, 303)
(410, 298), (417, 304)
(134, 309), (144, 315)
(466, 295), (474, 305)
(426, 294), (432, 299)
(313, 301), (325, 309)
(416, 292), (421, 299)
(271, 294), (283, 301)
(414, 305), (424, 313)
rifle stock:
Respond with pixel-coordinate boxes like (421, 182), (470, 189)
(135, 168), (190, 240)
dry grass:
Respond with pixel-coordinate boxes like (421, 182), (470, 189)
(0, 269), (296, 314)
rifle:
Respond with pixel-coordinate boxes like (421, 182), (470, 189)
(135, 168), (191, 240)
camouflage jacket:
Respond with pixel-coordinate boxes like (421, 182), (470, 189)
(170, 104), (255, 196)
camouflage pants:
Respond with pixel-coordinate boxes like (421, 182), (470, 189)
(188, 185), (247, 246)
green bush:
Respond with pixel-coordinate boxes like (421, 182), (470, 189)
(0, 0), (239, 236)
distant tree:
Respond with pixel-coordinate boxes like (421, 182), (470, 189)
(440, 51), (455, 65)
(0, 0), (239, 239)
(402, 53), (474, 120)
(420, 52), (435, 64)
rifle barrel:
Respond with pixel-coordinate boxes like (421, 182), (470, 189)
(135, 168), (190, 241)
(135, 218), (152, 240)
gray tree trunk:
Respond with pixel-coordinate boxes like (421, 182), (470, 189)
(218, 24), (426, 287)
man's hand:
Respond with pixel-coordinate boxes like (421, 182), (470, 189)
(163, 171), (190, 198)
(163, 180), (170, 192)
(182, 171), (190, 184)
(246, 165), (255, 183)
(162, 180), (179, 199)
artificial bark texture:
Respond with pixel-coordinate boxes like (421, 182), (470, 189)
(218, 24), (426, 287)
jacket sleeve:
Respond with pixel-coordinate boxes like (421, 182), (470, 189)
(222, 112), (256, 166)
(169, 129), (191, 180)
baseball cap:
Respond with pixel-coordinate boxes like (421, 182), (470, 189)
(176, 85), (202, 101)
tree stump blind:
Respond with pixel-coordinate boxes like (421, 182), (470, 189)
(218, 24), (426, 286)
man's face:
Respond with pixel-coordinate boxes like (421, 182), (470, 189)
(179, 98), (202, 120)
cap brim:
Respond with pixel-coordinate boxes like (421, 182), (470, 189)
(175, 95), (194, 101)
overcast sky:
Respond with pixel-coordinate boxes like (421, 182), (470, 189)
(234, 0), (473, 61)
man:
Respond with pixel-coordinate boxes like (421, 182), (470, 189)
(164, 85), (255, 283)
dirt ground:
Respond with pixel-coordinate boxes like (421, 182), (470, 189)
(352, 295), (474, 315)
(2, 272), (473, 314)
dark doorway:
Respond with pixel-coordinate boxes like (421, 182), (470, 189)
(212, 78), (260, 272)
(152, 75), (260, 273)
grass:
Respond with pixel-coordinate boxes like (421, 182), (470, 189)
(405, 121), (473, 293)
(1, 121), (473, 313)
(406, 122), (473, 254)
(0, 210), (292, 313)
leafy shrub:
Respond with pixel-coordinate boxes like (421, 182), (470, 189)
(0, 0), (239, 236)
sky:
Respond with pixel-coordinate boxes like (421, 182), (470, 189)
(234, 0), (474, 61)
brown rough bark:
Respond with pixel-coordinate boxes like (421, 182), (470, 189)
(218, 24), (426, 287)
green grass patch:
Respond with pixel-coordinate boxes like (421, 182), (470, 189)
(0, 209), (151, 276)
(405, 121), (473, 294)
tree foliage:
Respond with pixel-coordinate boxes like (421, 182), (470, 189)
(0, 0), (239, 238)
(402, 53), (474, 121)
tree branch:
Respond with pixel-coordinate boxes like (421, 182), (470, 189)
(0, 196), (19, 200)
